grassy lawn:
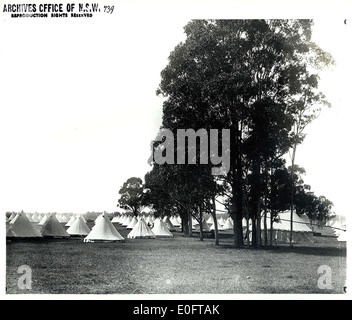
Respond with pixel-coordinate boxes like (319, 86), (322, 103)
(6, 225), (346, 295)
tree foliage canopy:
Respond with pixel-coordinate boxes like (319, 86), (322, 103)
(146, 19), (335, 246)
(118, 177), (144, 216)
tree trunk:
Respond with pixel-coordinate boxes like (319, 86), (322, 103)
(199, 204), (203, 241)
(230, 120), (244, 248)
(181, 209), (189, 236)
(263, 208), (268, 247)
(188, 210), (193, 237)
(269, 167), (273, 247)
(263, 170), (268, 247)
(231, 198), (243, 248)
(246, 217), (250, 247)
(253, 157), (262, 247)
(252, 215), (257, 247)
(231, 175), (244, 248)
(290, 158), (295, 247)
(270, 209), (274, 246)
(255, 199), (261, 247)
(211, 197), (219, 246)
(233, 213), (243, 248)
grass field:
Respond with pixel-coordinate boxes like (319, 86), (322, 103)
(6, 224), (347, 295)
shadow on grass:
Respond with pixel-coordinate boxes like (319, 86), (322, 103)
(215, 242), (346, 257)
(273, 244), (346, 257)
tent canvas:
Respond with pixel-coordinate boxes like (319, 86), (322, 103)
(163, 216), (176, 231)
(152, 218), (174, 238)
(337, 231), (347, 242)
(122, 215), (133, 227)
(60, 215), (69, 223)
(206, 215), (214, 225)
(271, 230), (315, 243)
(6, 212), (43, 238)
(194, 219), (211, 232)
(192, 218), (199, 228)
(176, 215), (182, 224)
(6, 222), (12, 234)
(127, 218), (156, 239)
(210, 221), (225, 231)
(217, 217), (226, 226)
(66, 216), (91, 236)
(257, 211), (314, 244)
(126, 216), (138, 230)
(273, 211), (313, 233)
(9, 213), (19, 224)
(222, 218), (234, 230)
(26, 213), (35, 223)
(93, 213), (104, 225)
(243, 211), (315, 244)
(170, 215), (181, 227)
(39, 213), (70, 238)
(120, 214), (130, 226)
(84, 213), (124, 242)
(65, 216), (76, 227)
(30, 213), (40, 223)
(146, 215), (155, 224)
(38, 214), (49, 226)
(117, 214), (126, 224)
(326, 215), (346, 228)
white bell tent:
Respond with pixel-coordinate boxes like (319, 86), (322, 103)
(127, 218), (156, 239)
(84, 213), (124, 242)
(67, 215), (91, 236)
(39, 213), (70, 238)
(152, 218), (174, 238)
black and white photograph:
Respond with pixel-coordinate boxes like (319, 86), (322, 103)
(1, 0), (350, 302)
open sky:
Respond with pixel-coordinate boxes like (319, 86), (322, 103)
(0, 0), (351, 218)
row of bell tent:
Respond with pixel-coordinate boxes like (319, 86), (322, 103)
(5, 210), (346, 242)
(79, 213), (176, 242)
(5, 211), (177, 241)
(6, 212), (91, 239)
(92, 214), (175, 241)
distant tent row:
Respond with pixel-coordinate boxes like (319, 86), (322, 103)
(82, 213), (175, 241)
(6, 212), (91, 239)
(190, 210), (347, 244)
(6, 212), (42, 238)
(127, 217), (138, 229)
(6, 212), (79, 224)
(110, 212), (177, 239)
(113, 213), (175, 239)
(241, 211), (323, 244)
